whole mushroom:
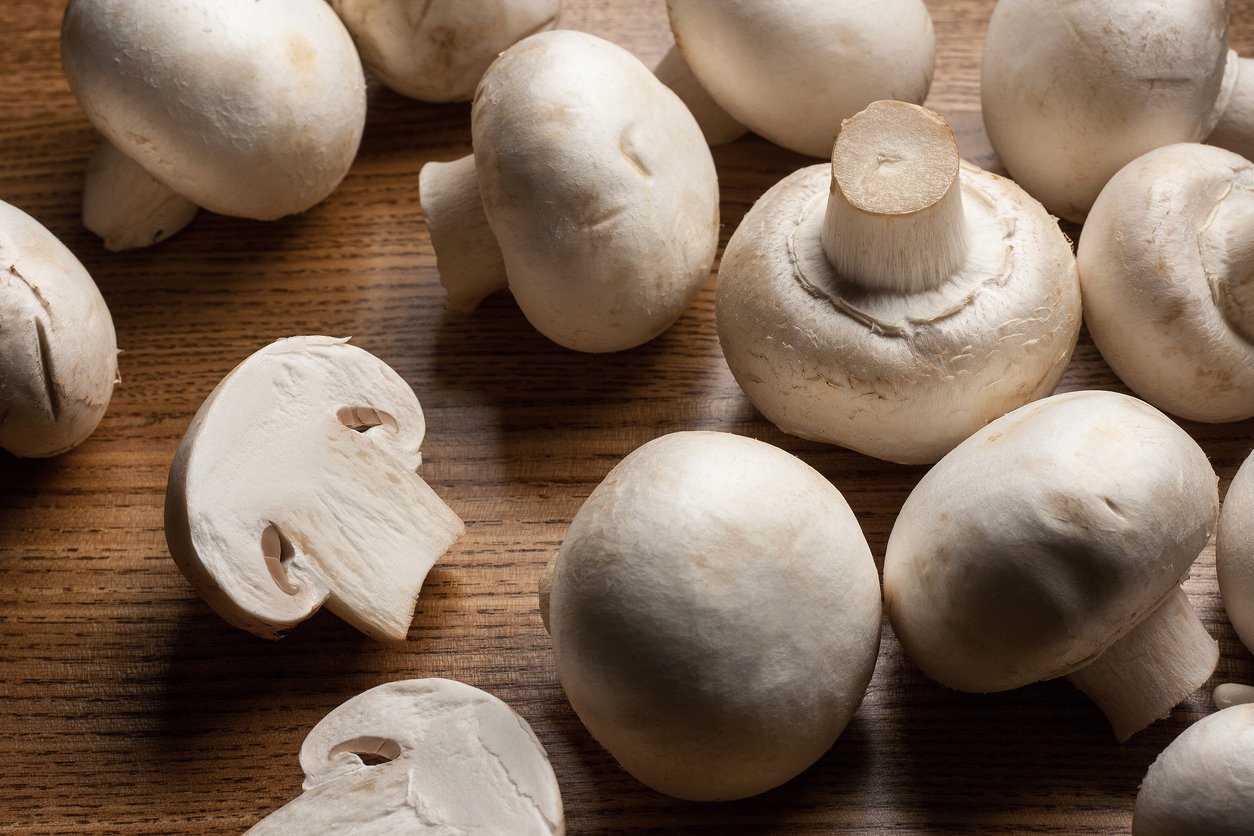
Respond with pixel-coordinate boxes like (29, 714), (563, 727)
(1218, 448), (1254, 652)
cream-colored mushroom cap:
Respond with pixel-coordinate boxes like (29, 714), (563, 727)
(548, 431), (881, 801)
(0, 200), (117, 457)
(885, 390), (1219, 741)
(667, 0), (935, 158)
(329, 0), (560, 102)
(61, 0), (366, 220)
(1132, 703), (1254, 835)
(1218, 449), (1254, 653)
(164, 337), (464, 642)
(1078, 143), (1254, 423)
(247, 679), (564, 835)
(717, 100), (1081, 465)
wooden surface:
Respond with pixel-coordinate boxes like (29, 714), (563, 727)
(2, 1), (1253, 833)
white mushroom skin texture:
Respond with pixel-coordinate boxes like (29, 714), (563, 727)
(667, 0), (935, 158)
(884, 391), (1220, 741)
(164, 337), (464, 642)
(1132, 703), (1254, 836)
(548, 431), (881, 801)
(1218, 449), (1254, 653)
(652, 44), (747, 146)
(247, 679), (565, 835)
(1078, 143), (1254, 423)
(329, 0), (560, 102)
(61, 0), (366, 221)
(0, 200), (117, 457)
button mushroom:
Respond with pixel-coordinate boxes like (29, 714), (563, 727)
(884, 390), (1220, 742)
(665, 0), (935, 157)
(716, 100), (1081, 464)
(164, 337), (464, 642)
(546, 431), (881, 800)
(1077, 143), (1254, 423)
(0, 200), (117, 457)
(61, 0), (367, 250)
(1218, 448), (1254, 653)
(247, 678), (564, 834)
(419, 30), (719, 352)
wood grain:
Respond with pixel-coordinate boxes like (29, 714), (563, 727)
(1, 1), (1252, 833)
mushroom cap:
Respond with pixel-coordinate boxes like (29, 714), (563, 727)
(981, 0), (1228, 222)
(549, 431), (881, 801)
(1218, 449), (1254, 654)
(164, 336), (464, 642)
(471, 30), (719, 353)
(884, 390), (1218, 694)
(329, 0), (560, 102)
(247, 678), (564, 835)
(0, 200), (117, 457)
(1132, 703), (1254, 836)
(666, 0), (934, 158)
(716, 160), (1080, 465)
(61, 0), (366, 220)
(1077, 143), (1254, 423)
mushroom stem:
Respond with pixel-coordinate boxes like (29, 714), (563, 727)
(653, 45), (747, 146)
(82, 140), (199, 251)
(1066, 586), (1218, 742)
(820, 101), (969, 295)
(1209, 51), (1254, 164)
(1200, 175), (1254, 342)
(1214, 682), (1254, 709)
(538, 552), (556, 635)
(417, 155), (507, 314)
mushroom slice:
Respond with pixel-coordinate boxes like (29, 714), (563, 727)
(247, 679), (564, 835)
(164, 337), (464, 641)
(1218, 448), (1254, 652)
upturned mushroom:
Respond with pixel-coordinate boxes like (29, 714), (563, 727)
(1078, 144), (1254, 423)
(1218, 448), (1254, 652)
(164, 337), (464, 641)
(61, 0), (367, 250)
(884, 390), (1220, 742)
(546, 431), (881, 801)
(419, 30), (719, 352)
(717, 100), (1081, 464)
(0, 200), (117, 457)
(1131, 703), (1254, 835)
(247, 679), (564, 834)
(982, 0), (1254, 222)
(328, 0), (560, 102)
(666, 0), (935, 157)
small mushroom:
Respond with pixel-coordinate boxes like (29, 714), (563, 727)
(1214, 682), (1254, 709)
(1077, 143), (1254, 423)
(884, 390), (1220, 742)
(666, 0), (935, 157)
(546, 431), (881, 800)
(164, 337), (464, 641)
(328, 0), (561, 102)
(1218, 448), (1254, 652)
(0, 199), (117, 457)
(419, 30), (719, 352)
(247, 678), (564, 834)
(717, 100), (1081, 464)
(61, 0), (367, 249)
(1131, 703), (1254, 836)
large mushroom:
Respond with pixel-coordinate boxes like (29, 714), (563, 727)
(717, 100), (1081, 464)
(1218, 448), (1254, 652)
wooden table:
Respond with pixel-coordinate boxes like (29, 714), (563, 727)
(2, 1), (1252, 832)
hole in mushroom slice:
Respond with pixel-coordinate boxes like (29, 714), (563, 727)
(164, 336), (464, 642)
(246, 679), (564, 835)
(1218, 448), (1254, 652)
(716, 100), (1081, 465)
(884, 390), (1220, 743)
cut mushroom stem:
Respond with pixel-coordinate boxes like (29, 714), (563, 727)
(820, 100), (969, 294)
(1209, 51), (1254, 164)
(1066, 587), (1219, 742)
(1214, 682), (1254, 709)
(82, 140), (199, 251)
(418, 155), (507, 314)
(1202, 178), (1254, 343)
(653, 44), (746, 146)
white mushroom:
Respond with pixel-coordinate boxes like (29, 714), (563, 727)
(546, 431), (881, 801)
(884, 390), (1220, 742)
(1077, 144), (1254, 423)
(247, 678), (564, 835)
(419, 30), (719, 352)
(1131, 703), (1254, 836)
(1218, 448), (1254, 652)
(666, 0), (935, 158)
(164, 337), (464, 642)
(1214, 682), (1254, 709)
(0, 200), (117, 457)
(717, 100), (1081, 464)
(328, 0), (560, 102)
(982, 0), (1254, 222)
(81, 141), (199, 253)
(61, 0), (367, 249)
